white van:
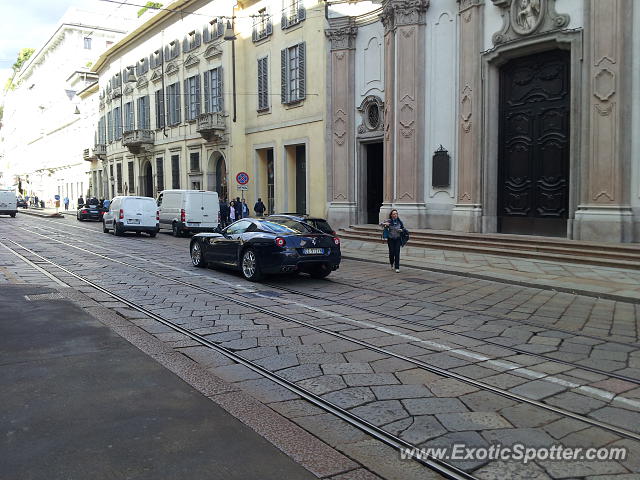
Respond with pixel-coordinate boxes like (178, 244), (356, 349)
(102, 196), (159, 237)
(157, 190), (219, 237)
(0, 190), (17, 217)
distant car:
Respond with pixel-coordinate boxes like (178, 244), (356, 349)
(77, 204), (104, 221)
(16, 198), (28, 209)
(189, 217), (341, 281)
(268, 214), (336, 235)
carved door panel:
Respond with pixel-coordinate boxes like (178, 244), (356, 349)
(498, 50), (570, 237)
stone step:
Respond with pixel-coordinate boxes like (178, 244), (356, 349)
(338, 226), (640, 270)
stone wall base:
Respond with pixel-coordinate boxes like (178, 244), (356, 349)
(326, 202), (358, 231)
(573, 206), (634, 243)
(451, 204), (483, 233)
(381, 203), (427, 229)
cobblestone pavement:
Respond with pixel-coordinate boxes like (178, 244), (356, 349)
(2, 215), (640, 479)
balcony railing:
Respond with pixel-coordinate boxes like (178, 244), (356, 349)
(122, 129), (154, 154)
(196, 112), (226, 142)
(86, 144), (107, 160)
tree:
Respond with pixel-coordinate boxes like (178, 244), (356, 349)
(3, 48), (35, 91)
(138, 2), (163, 18)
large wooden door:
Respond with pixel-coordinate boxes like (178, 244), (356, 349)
(498, 50), (570, 237)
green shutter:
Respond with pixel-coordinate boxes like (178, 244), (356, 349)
(281, 48), (287, 104)
(298, 43), (305, 101)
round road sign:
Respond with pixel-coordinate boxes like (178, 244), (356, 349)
(236, 172), (249, 185)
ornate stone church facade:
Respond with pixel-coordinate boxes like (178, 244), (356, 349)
(325, 0), (640, 243)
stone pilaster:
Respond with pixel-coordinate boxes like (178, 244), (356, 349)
(380, 0), (429, 227)
(452, 0), (484, 233)
(574, 0), (634, 242)
(326, 18), (358, 229)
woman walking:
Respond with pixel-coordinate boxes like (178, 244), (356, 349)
(381, 209), (405, 272)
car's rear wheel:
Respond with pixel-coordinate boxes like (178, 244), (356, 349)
(241, 248), (262, 281)
(149, 231), (157, 238)
(102, 221), (109, 233)
(190, 241), (206, 268)
(10, 213), (16, 218)
(309, 264), (331, 279)
(172, 222), (181, 237)
(114, 222), (124, 236)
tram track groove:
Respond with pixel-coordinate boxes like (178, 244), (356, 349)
(5, 230), (640, 443)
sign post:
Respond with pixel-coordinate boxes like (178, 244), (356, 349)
(54, 194), (60, 213)
(235, 172), (249, 201)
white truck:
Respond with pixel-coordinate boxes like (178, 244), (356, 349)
(157, 190), (220, 237)
(0, 190), (18, 218)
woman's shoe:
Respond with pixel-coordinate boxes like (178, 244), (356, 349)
(395, 268), (400, 273)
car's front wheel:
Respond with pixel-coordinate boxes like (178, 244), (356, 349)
(102, 221), (109, 233)
(241, 248), (262, 281)
(190, 241), (206, 268)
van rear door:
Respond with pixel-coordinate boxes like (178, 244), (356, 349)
(138, 198), (158, 227)
(201, 192), (219, 228)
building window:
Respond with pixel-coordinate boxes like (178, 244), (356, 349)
(257, 57), (269, 111)
(113, 107), (122, 139)
(116, 163), (123, 194)
(252, 8), (272, 42)
(128, 162), (134, 193)
(84, 37), (92, 49)
(112, 72), (122, 89)
(203, 67), (223, 113)
(189, 152), (200, 172)
(183, 30), (202, 53)
(123, 66), (136, 83)
(281, 42), (305, 104)
(98, 116), (107, 144)
(156, 157), (164, 192)
(124, 101), (134, 132)
(107, 112), (113, 142)
(282, 0), (305, 29)
(136, 57), (149, 76)
(171, 155), (180, 189)
(192, 181), (201, 190)
(203, 18), (224, 43)
(184, 75), (201, 121)
(166, 82), (181, 125)
(137, 95), (150, 129)
(149, 49), (163, 69)
(165, 39), (180, 61)
(155, 89), (165, 129)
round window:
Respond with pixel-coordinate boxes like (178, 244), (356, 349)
(366, 103), (380, 130)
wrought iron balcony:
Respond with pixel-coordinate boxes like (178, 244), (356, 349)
(122, 129), (154, 154)
(196, 112), (226, 141)
(86, 144), (107, 161)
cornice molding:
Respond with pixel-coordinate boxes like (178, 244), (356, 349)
(326, 18), (358, 51)
(381, 0), (429, 33)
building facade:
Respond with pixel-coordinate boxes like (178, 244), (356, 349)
(326, 0), (640, 243)
(91, 0), (327, 217)
(1, 7), (136, 205)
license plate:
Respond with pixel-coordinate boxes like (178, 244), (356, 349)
(187, 222), (201, 226)
(302, 248), (324, 255)
(127, 219), (140, 224)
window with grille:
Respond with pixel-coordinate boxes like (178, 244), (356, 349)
(257, 57), (269, 111)
(156, 158), (164, 192)
(184, 75), (201, 121)
(190, 152), (200, 172)
(124, 101), (134, 132)
(116, 163), (123, 194)
(203, 67), (223, 113)
(171, 155), (180, 189)
(203, 18), (224, 43)
(282, 0), (305, 29)
(281, 43), (305, 104)
(137, 95), (150, 129)
(253, 8), (272, 42)
(155, 89), (165, 129)
(166, 82), (181, 125)
(128, 162), (134, 193)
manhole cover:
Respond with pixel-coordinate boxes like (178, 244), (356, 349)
(402, 277), (435, 285)
(24, 293), (65, 301)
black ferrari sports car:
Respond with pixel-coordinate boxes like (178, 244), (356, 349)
(189, 217), (341, 281)
(77, 204), (104, 221)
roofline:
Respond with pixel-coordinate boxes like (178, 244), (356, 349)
(77, 81), (99, 98)
(92, 0), (195, 74)
(65, 70), (99, 82)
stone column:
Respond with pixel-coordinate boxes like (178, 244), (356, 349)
(451, 0), (484, 233)
(380, 0), (429, 227)
(574, 0), (634, 242)
(326, 18), (358, 229)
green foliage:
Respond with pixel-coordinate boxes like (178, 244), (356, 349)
(137, 1), (163, 18)
(12, 48), (35, 73)
(86, 61), (93, 68)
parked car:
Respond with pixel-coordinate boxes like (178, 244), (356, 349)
(16, 197), (28, 209)
(157, 190), (220, 237)
(0, 190), (17, 217)
(189, 217), (341, 281)
(102, 196), (158, 237)
(77, 204), (104, 221)
(268, 213), (336, 235)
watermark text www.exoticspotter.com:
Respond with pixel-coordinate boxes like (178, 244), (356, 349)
(400, 443), (627, 464)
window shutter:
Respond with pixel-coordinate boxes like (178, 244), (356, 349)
(195, 76), (201, 116)
(281, 11), (288, 30)
(164, 45), (170, 61)
(149, 54), (155, 69)
(281, 48), (288, 104)
(298, 42), (306, 100)
(175, 83), (181, 123)
(298, 3), (306, 22)
(257, 58), (263, 109)
(145, 96), (150, 129)
(266, 16), (273, 36)
(183, 36), (189, 53)
(195, 32), (201, 48)
(252, 26), (257, 42)
(203, 71), (210, 113)
(217, 67), (224, 112)
(217, 20), (224, 37)
(203, 25), (210, 43)
(184, 79), (189, 120)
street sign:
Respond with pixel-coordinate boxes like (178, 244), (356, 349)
(236, 172), (249, 185)
(54, 194), (60, 200)
(237, 185), (248, 191)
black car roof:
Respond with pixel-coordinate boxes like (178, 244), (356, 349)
(269, 214), (327, 221)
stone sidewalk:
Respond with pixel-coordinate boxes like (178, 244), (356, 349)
(340, 238), (640, 304)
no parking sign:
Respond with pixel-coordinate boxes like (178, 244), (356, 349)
(236, 172), (249, 185)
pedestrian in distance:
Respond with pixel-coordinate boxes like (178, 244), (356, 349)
(254, 198), (266, 216)
(63, 196), (69, 210)
(77, 196), (84, 208)
(241, 199), (249, 218)
(229, 200), (236, 222)
(381, 209), (407, 273)
(234, 197), (242, 220)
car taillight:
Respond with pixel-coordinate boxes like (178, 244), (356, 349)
(275, 237), (286, 247)
(156, 210), (159, 221)
(333, 237), (340, 245)
(118, 208), (124, 220)
(181, 208), (186, 222)
(81, 209), (88, 213)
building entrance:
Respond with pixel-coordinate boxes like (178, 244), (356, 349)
(143, 162), (153, 198)
(498, 50), (570, 237)
(365, 142), (383, 224)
